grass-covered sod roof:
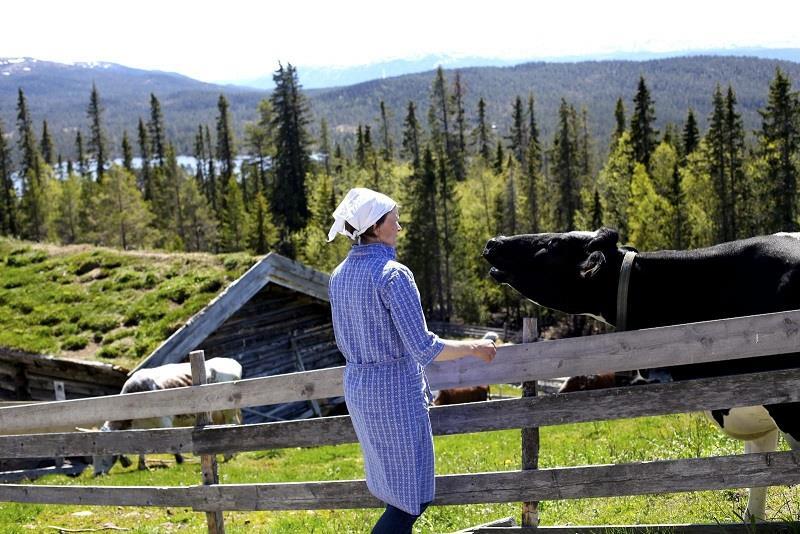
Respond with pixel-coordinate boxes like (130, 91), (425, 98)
(0, 238), (257, 370)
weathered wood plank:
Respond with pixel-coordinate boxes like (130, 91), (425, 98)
(3, 368), (800, 456)
(4, 308), (800, 435)
(426, 308), (800, 390)
(468, 524), (800, 533)
(3, 451), (799, 510)
(0, 367), (343, 435)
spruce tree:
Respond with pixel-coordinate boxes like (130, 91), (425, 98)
(75, 131), (87, 178)
(494, 141), (504, 174)
(204, 125), (218, 212)
(590, 189), (603, 229)
(630, 76), (658, 171)
(400, 146), (444, 318)
(121, 131), (134, 173)
(194, 124), (207, 185)
(552, 99), (580, 230)
(528, 95), (541, 166)
(269, 63), (311, 245)
(319, 117), (332, 177)
(87, 83), (107, 181)
(355, 125), (366, 169)
(523, 95), (542, 232)
(613, 97), (626, 142)
(137, 118), (152, 199)
(451, 72), (467, 177)
(16, 88), (40, 181)
(707, 84), (731, 242)
(401, 102), (421, 169)
(724, 86), (747, 239)
(379, 101), (393, 162)
(40, 120), (55, 166)
(758, 68), (800, 232)
(682, 108), (700, 159)
(508, 95), (528, 167)
(215, 94), (236, 189)
(473, 97), (492, 161)
(148, 93), (166, 166)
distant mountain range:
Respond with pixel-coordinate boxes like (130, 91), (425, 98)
(1, 53), (800, 162)
(0, 58), (267, 157)
(233, 48), (800, 89)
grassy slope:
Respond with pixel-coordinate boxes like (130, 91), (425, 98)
(0, 237), (257, 371)
(1, 413), (798, 533)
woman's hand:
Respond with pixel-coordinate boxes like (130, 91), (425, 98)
(470, 338), (497, 363)
(435, 337), (497, 363)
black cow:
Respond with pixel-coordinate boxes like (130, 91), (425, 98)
(482, 227), (800, 520)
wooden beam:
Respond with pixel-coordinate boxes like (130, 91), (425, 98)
(2, 451), (799, 511)
(2, 368), (800, 457)
(4, 307), (800, 435)
(467, 524), (800, 533)
(265, 253), (330, 303)
(426, 308), (800, 390)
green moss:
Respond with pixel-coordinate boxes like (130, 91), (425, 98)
(0, 237), (254, 366)
(78, 315), (119, 333)
(60, 335), (89, 351)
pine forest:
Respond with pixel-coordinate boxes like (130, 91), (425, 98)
(1, 63), (799, 330)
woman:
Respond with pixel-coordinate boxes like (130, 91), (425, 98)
(327, 188), (496, 533)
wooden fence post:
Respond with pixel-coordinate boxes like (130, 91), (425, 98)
(521, 317), (539, 528)
(190, 350), (225, 534)
(53, 381), (66, 468)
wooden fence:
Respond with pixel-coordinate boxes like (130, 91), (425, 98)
(1, 309), (800, 532)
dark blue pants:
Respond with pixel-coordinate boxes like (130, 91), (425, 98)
(372, 501), (431, 534)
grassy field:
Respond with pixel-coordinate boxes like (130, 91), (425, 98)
(1, 412), (798, 533)
(0, 238), (256, 370)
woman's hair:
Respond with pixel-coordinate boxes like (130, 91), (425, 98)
(346, 212), (389, 241)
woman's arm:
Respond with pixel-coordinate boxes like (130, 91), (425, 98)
(435, 338), (496, 363)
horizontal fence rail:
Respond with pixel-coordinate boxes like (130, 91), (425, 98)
(2, 451), (799, 511)
(467, 524), (800, 533)
(3, 309), (800, 435)
(1, 368), (799, 458)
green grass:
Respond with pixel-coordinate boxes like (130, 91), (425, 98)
(1, 412), (798, 533)
(0, 238), (256, 370)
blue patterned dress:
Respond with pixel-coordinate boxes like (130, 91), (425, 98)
(329, 243), (445, 515)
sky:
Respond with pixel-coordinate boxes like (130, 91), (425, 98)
(3, 0), (800, 83)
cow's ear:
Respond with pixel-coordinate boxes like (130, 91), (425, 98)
(580, 250), (606, 279)
(587, 228), (619, 251)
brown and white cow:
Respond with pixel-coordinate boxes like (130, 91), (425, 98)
(483, 228), (800, 520)
(92, 357), (242, 475)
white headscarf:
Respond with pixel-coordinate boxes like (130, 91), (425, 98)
(327, 187), (396, 242)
